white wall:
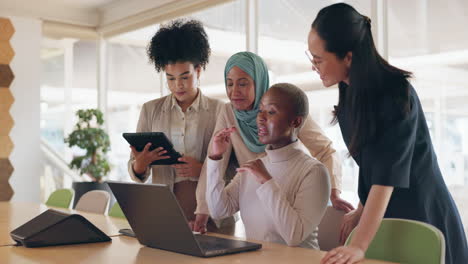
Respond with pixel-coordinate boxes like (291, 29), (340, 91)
(2, 16), (43, 202)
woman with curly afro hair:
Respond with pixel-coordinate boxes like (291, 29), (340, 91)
(128, 19), (223, 233)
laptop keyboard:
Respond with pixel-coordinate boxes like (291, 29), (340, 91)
(195, 234), (237, 251)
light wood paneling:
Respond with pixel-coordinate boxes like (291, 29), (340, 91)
(0, 17), (14, 201)
(0, 136), (13, 158)
(0, 41), (15, 64)
(0, 64), (14, 87)
(0, 18), (14, 41)
(0, 159), (14, 201)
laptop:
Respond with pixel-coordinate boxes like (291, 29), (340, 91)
(107, 181), (262, 257)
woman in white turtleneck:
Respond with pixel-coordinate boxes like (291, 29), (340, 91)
(206, 83), (330, 249)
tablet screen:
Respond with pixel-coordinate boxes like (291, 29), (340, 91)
(122, 132), (185, 165)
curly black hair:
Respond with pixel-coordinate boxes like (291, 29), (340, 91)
(147, 19), (211, 72)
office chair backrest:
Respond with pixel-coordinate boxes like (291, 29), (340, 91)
(108, 202), (125, 218)
(318, 206), (345, 251)
(75, 190), (110, 214)
(45, 188), (74, 209)
(345, 218), (445, 264)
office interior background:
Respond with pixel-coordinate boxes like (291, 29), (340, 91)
(1, 0), (467, 237)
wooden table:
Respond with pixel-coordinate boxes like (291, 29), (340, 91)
(0, 202), (396, 264)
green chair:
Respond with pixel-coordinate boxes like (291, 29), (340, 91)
(108, 202), (126, 218)
(345, 218), (445, 264)
(45, 188), (74, 209)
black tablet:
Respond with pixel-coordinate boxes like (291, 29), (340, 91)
(122, 132), (185, 165)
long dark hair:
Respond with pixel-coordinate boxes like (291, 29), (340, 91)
(312, 3), (412, 156)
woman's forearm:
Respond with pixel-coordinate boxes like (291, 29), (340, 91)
(349, 185), (393, 251)
(357, 202), (364, 212)
(205, 158), (241, 219)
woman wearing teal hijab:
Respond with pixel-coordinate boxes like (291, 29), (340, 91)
(193, 51), (351, 232)
(225, 51), (270, 153)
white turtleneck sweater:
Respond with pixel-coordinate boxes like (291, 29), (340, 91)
(206, 141), (330, 249)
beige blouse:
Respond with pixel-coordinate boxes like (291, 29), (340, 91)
(127, 91), (224, 191)
(206, 141), (330, 249)
(196, 102), (341, 215)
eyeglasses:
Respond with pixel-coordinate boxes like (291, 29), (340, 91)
(305, 50), (320, 73)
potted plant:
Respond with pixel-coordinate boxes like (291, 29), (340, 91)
(64, 109), (113, 208)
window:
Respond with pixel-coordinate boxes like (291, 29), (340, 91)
(388, 0), (468, 234)
(190, 0), (246, 99)
(40, 38), (98, 198)
(40, 38), (98, 158)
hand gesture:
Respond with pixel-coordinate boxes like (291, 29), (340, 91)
(171, 156), (203, 178)
(331, 189), (355, 213)
(236, 159), (272, 184)
(131, 143), (170, 174)
(209, 127), (236, 160)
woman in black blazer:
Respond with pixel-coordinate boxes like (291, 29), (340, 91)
(306, 3), (468, 264)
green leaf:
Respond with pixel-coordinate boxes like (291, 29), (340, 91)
(64, 108), (112, 182)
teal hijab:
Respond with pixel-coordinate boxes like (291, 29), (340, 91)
(224, 51), (269, 153)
